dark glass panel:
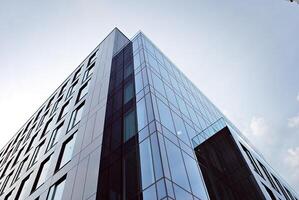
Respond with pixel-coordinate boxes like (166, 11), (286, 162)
(124, 109), (137, 142)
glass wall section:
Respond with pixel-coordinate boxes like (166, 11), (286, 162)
(98, 32), (299, 200)
(139, 33), (210, 199)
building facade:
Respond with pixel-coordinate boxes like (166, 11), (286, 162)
(0, 28), (297, 200)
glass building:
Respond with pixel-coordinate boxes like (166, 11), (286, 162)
(0, 28), (297, 200)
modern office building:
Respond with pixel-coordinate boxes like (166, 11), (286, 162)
(0, 28), (297, 200)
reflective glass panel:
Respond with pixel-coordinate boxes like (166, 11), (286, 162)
(124, 81), (134, 104)
(165, 139), (190, 191)
(139, 139), (155, 189)
(156, 99), (175, 133)
(124, 110), (137, 142)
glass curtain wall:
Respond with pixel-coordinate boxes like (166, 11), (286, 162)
(98, 33), (216, 200)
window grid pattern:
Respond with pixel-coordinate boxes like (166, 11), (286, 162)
(133, 33), (298, 199)
(132, 33), (209, 200)
(0, 47), (97, 199)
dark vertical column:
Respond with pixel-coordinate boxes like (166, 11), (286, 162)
(97, 42), (142, 200)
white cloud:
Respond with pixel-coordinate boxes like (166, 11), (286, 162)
(250, 117), (268, 136)
(285, 147), (299, 168)
(288, 115), (299, 128)
(284, 147), (299, 185)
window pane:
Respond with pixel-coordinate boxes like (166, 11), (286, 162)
(84, 65), (94, 80)
(182, 152), (207, 199)
(49, 124), (63, 149)
(58, 134), (76, 169)
(165, 139), (190, 191)
(142, 184), (157, 200)
(139, 139), (154, 189)
(73, 105), (84, 125)
(176, 96), (189, 118)
(133, 52), (141, 69)
(69, 103), (85, 131)
(124, 81), (134, 104)
(134, 72), (143, 94)
(147, 53), (160, 73)
(77, 81), (89, 102)
(53, 180), (65, 200)
(58, 102), (70, 121)
(156, 99), (175, 133)
(150, 133), (163, 180)
(172, 112), (190, 145)
(165, 85), (178, 108)
(30, 142), (44, 167)
(124, 63), (133, 79)
(136, 98), (148, 131)
(173, 184), (193, 200)
(152, 73), (165, 95)
(47, 178), (66, 200)
(124, 110), (136, 142)
(36, 156), (52, 189)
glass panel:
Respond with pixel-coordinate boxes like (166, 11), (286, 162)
(165, 85), (178, 108)
(59, 102), (70, 120)
(156, 179), (166, 199)
(47, 178), (66, 200)
(182, 152), (207, 199)
(50, 124), (63, 148)
(165, 179), (175, 198)
(172, 112), (190, 145)
(124, 109), (137, 142)
(58, 134), (76, 169)
(124, 81), (134, 104)
(77, 82), (89, 101)
(152, 73), (165, 95)
(156, 99), (175, 133)
(134, 72), (143, 94)
(165, 139), (190, 191)
(142, 184), (157, 200)
(136, 98), (148, 131)
(73, 104), (84, 125)
(150, 133), (163, 180)
(30, 142), (43, 167)
(124, 62), (133, 79)
(53, 179), (65, 200)
(173, 184), (193, 200)
(133, 52), (141, 69)
(157, 134), (171, 179)
(147, 53), (160, 73)
(176, 96), (189, 119)
(139, 139), (155, 189)
(186, 123), (197, 139)
(36, 156), (52, 189)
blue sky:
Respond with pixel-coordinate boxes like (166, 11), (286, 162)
(0, 0), (298, 192)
